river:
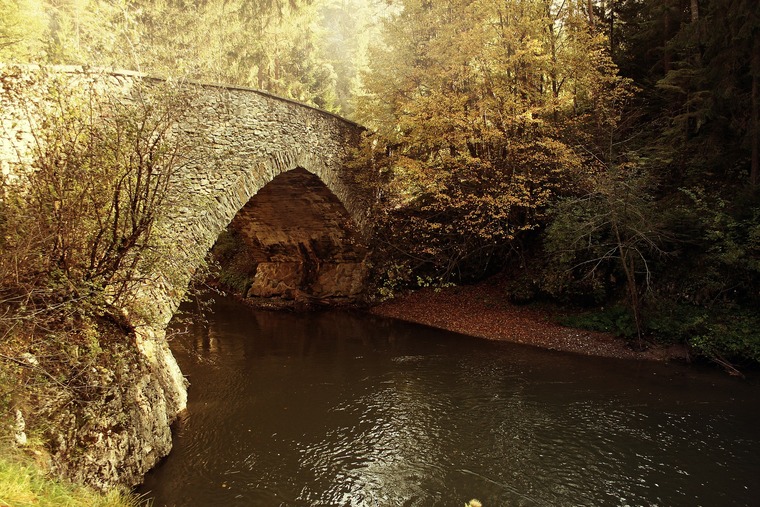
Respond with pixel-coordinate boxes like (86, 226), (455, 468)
(138, 296), (760, 506)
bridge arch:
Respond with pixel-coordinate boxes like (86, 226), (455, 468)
(133, 143), (368, 332)
(185, 148), (369, 311)
(1, 64), (371, 426)
(217, 164), (368, 304)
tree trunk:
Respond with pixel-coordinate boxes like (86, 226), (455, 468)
(691, 0), (702, 66)
(587, 0), (595, 28)
(752, 47), (759, 187)
(613, 221), (644, 348)
(548, 11), (559, 122)
(663, 9), (671, 74)
(609, 0), (615, 59)
(624, 253), (644, 349)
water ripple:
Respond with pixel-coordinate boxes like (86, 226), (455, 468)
(139, 300), (760, 507)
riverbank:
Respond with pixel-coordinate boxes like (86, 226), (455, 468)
(369, 283), (688, 361)
(0, 448), (141, 507)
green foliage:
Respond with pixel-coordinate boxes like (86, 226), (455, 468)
(543, 164), (670, 340)
(0, 0), (47, 61)
(646, 298), (760, 363)
(537, 0), (760, 365)
(561, 297), (760, 364)
(210, 230), (256, 295)
(561, 305), (638, 338)
(374, 261), (413, 301)
(612, 0), (758, 187)
(658, 188), (760, 306)
(685, 310), (760, 364)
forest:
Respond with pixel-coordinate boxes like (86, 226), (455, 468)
(1, 0), (758, 367)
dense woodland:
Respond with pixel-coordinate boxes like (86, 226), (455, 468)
(1, 0), (759, 367)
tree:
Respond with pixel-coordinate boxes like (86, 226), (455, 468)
(0, 0), (345, 111)
(544, 165), (668, 345)
(317, 0), (392, 116)
(356, 0), (628, 287)
(704, 0), (760, 187)
(0, 0), (47, 61)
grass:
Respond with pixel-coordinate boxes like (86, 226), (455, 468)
(0, 446), (147, 507)
(0, 314), (151, 507)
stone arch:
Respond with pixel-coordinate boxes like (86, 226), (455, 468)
(220, 147), (366, 236)
(130, 146), (368, 333)
(207, 151), (369, 306)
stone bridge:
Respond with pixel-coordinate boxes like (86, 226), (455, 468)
(1, 65), (371, 322)
(0, 65), (371, 487)
(126, 80), (370, 329)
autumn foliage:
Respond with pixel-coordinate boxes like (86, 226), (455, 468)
(355, 0), (627, 285)
(356, 0), (760, 365)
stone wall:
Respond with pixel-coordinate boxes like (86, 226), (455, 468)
(0, 64), (369, 488)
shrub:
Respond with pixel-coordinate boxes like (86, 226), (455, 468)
(1, 68), (196, 340)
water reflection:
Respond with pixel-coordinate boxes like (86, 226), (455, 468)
(141, 297), (760, 507)
(295, 359), (453, 506)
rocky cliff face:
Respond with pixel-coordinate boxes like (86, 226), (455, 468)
(30, 326), (186, 490)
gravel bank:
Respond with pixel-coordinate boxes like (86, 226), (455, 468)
(369, 283), (686, 361)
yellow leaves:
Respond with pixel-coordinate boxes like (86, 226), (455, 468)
(358, 0), (633, 283)
(398, 89), (474, 152)
(0, 0), (48, 62)
(385, 155), (442, 206)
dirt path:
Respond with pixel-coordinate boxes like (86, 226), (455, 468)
(369, 283), (686, 361)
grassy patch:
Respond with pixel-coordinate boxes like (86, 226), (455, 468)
(0, 448), (145, 507)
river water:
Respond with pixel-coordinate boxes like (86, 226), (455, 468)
(138, 296), (760, 506)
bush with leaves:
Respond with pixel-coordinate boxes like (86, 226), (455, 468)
(543, 163), (671, 346)
(660, 187), (760, 306)
(0, 69), (198, 473)
(0, 69), (196, 337)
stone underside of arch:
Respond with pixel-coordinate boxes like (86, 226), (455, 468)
(213, 167), (369, 306)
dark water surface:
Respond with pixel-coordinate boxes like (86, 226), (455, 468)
(139, 297), (760, 506)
